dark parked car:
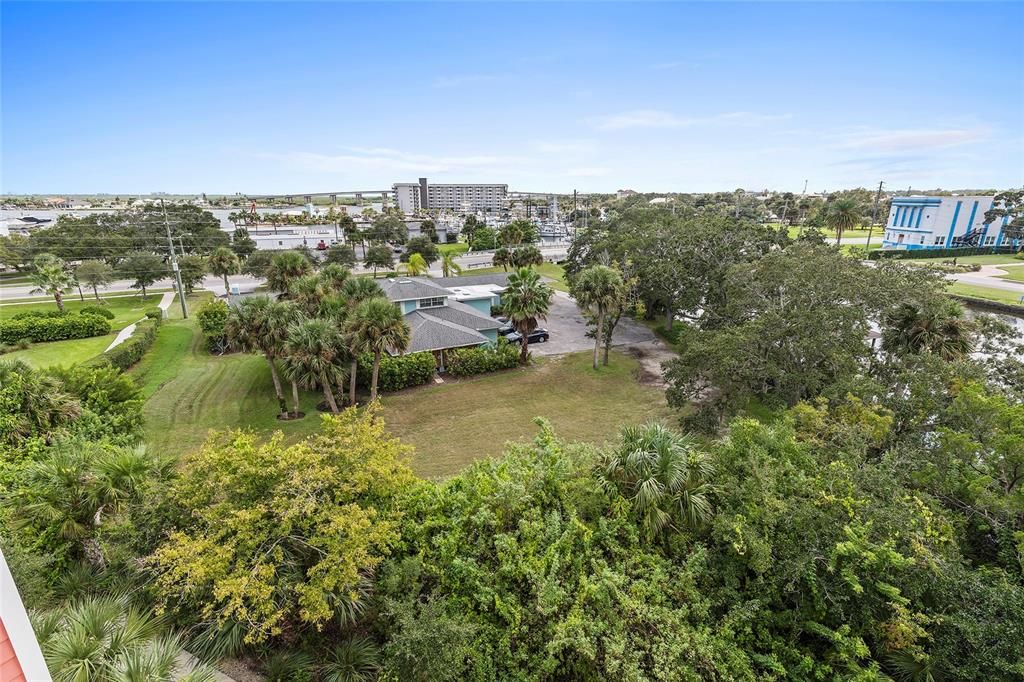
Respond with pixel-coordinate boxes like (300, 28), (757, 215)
(497, 323), (515, 336)
(506, 328), (549, 344)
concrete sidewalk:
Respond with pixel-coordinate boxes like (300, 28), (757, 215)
(104, 291), (176, 352)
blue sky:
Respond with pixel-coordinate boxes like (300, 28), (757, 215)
(2, 2), (1022, 194)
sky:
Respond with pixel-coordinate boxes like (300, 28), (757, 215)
(2, 1), (1022, 195)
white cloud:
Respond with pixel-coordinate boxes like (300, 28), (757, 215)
(836, 127), (990, 152)
(589, 109), (790, 131)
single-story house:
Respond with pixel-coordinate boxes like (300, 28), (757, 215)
(378, 274), (510, 366)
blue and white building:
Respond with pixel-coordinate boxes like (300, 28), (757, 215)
(882, 195), (1019, 250)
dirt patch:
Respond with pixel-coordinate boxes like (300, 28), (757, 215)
(626, 341), (676, 388)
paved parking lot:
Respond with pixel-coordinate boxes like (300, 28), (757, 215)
(530, 291), (659, 356)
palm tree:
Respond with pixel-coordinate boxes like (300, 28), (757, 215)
(399, 253), (429, 276)
(341, 277), (385, 307)
(881, 300), (975, 361)
(510, 245), (544, 269)
(289, 274), (327, 316)
(824, 198), (862, 245)
(501, 267), (554, 364)
(347, 297), (411, 400)
(572, 265), (626, 369)
(283, 318), (344, 413)
(30, 253), (76, 312)
(441, 251), (462, 277)
(225, 296), (294, 418)
(18, 442), (160, 568)
(599, 422), (716, 541)
(492, 247), (512, 272)
(208, 246), (240, 297)
(0, 360), (81, 444)
(33, 595), (217, 682)
(320, 636), (381, 682)
(320, 263), (351, 292)
(267, 250), (312, 294)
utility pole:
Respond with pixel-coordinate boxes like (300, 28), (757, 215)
(161, 200), (189, 319)
(865, 180), (884, 256)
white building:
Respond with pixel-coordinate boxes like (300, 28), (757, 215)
(882, 195), (1019, 250)
(393, 177), (507, 214)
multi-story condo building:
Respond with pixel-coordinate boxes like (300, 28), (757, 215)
(881, 194), (1020, 250)
(393, 177), (507, 214)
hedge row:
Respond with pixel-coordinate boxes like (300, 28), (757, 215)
(447, 339), (518, 377)
(85, 318), (161, 371)
(0, 312), (112, 344)
(868, 246), (1019, 260)
(357, 351), (437, 393)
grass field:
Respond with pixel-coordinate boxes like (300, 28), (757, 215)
(3, 333), (116, 368)
(0, 294), (163, 329)
(380, 351), (670, 478)
(786, 226), (875, 240)
(909, 254), (1022, 266)
(946, 282), (1024, 306)
(135, 319), (325, 455)
(994, 264), (1024, 283)
(135, 315), (668, 478)
(462, 262), (570, 292)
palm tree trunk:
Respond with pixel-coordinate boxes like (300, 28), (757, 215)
(54, 290), (65, 312)
(349, 359), (359, 406)
(519, 336), (529, 364)
(322, 376), (340, 413)
(223, 274), (231, 297)
(265, 356), (288, 416)
(371, 351), (382, 400)
(291, 380), (301, 416)
(593, 312), (603, 370)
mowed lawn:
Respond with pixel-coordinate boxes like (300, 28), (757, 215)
(0, 293), (171, 368)
(3, 333), (117, 368)
(462, 262), (570, 292)
(909, 254), (1022, 266)
(994, 264), (1024, 283)
(134, 320), (324, 455)
(946, 282), (1024, 306)
(379, 351), (671, 478)
(0, 295), (158, 330)
(135, 318), (669, 478)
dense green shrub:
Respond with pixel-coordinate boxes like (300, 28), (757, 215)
(0, 312), (111, 344)
(88, 318), (160, 371)
(145, 307), (163, 320)
(195, 299), (230, 353)
(358, 351), (436, 392)
(447, 339), (518, 377)
(868, 245), (1018, 260)
(10, 309), (64, 320)
(79, 305), (115, 319)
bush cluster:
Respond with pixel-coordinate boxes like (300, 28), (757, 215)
(87, 318), (161, 371)
(0, 312), (111, 344)
(79, 305), (116, 319)
(145, 307), (163, 320)
(868, 245), (1018, 260)
(195, 300), (230, 352)
(358, 351), (436, 392)
(447, 339), (518, 377)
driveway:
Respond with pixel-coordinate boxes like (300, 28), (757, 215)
(530, 291), (660, 356)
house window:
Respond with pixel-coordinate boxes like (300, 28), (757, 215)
(984, 235), (996, 246)
(934, 236), (944, 245)
(418, 297), (445, 308)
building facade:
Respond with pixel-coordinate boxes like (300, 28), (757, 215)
(393, 177), (507, 214)
(882, 195), (1019, 250)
